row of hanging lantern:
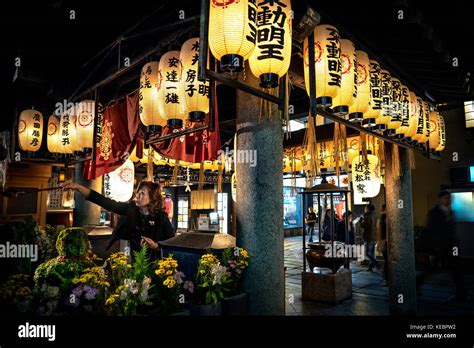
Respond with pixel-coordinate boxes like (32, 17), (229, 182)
(139, 37), (210, 134)
(208, 0), (292, 88)
(302, 24), (446, 152)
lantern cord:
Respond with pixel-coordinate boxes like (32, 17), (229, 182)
(360, 133), (368, 165)
(377, 137), (385, 175)
(341, 124), (349, 173)
(198, 162), (205, 190)
(147, 147), (154, 182)
(171, 160), (180, 185)
(333, 123), (341, 178)
(303, 112), (319, 179)
(408, 148), (416, 170)
(392, 144), (401, 181)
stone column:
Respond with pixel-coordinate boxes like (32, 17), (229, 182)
(235, 63), (285, 315)
(73, 162), (103, 227)
(384, 143), (417, 315)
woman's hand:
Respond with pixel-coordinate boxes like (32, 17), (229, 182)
(141, 236), (159, 249)
(61, 181), (91, 198)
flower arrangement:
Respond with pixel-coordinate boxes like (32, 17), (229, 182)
(0, 274), (34, 313)
(35, 224), (60, 263)
(67, 267), (110, 313)
(195, 253), (232, 305)
(220, 247), (250, 295)
(152, 255), (187, 314)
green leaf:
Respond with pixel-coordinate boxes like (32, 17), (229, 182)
(205, 291), (212, 305)
(211, 292), (217, 304)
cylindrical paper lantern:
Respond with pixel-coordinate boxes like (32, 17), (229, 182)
(332, 39), (357, 117)
(180, 38), (210, 122)
(428, 110), (441, 150)
(140, 62), (166, 133)
(317, 141), (333, 169)
(18, 109), (43, 152)
(105, 159), (135, 202)
(209, 0), (258, 72)
(405, 92), (419, 141)
(350, 51), (371, 124)
(351, 153), (381, 198)
(47, 115), (61, 154)
(75, 100), (95, 151)
(387, 77), (402, 136)
(249, 0), (292, 88)
(304, 24), (341, 107)
(366, 60), (382, 125)
(396, 85), (410, 137)
(376, 69), (392, 129)
(435, 115), (446, 151)
(412, 97), (427, 143)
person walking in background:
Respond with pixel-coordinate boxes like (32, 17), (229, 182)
(305, 207), (317, 242)
(361, 203), (378, 271)
(336, 211), (354, 244)
(321, 209), (339, 241)
(377, 204), (389, 284)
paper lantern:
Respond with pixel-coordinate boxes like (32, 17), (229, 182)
(350, 51), (370, 124)
(428, 110), (441, 150)
(283, 157), (303, 174)
(332, 39), (357, 116)
(387, 77), (402, 135)
(76, 100), (95, 151)
(303, 24), (341, 107)
(58, 113), (78, 154)
(249, 0), (292, 88)
(47, 115), (62, 154)
(18, 109), (43, 152)
(435, 115), (446, 151)
(62, 190), (75, 208)
(405, 92), (419, 141)
(366, 60), (382, 125)
(104, 159), (135, 202)
(158, 51), (186, 128)
(412, 97), (428, 143)
(209, 0), (258, 72)
(180, 38), (210, 122)
(376, 69), (392, 129)
(351, 154), (381, 198)
(316, 141), (333, 169)
(396, 85), (410, 137)
(347, 137), (359, 164)
(140, 62), (166, 133)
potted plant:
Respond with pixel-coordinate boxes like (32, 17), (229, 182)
(220, 247), (250, 316)
(0, 274), (34, 313)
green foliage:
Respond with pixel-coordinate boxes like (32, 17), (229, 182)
(56, 227), (89, 258)
(131, 244), (153, 281)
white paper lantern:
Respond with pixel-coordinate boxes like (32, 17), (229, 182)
(105, 159), (135, 202)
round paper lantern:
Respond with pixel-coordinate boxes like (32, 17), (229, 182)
(209, 0), (258, 72)
(332, 39), (357, 117)
(303, 24), (341, 107)
(387, 77), (402, 135)
(350, 51), (370, 124)
(428, 110), (441, 150)
(158, 51), (186, 129)
(76, 100), (95, 151)
(366, 60), (382, 125)
(18, 109), (43, 152)
(180, 38), (210, 122)
(58, 113), (80, 154)
(47, 115), (61, 154)
(140, 62), (166, 133)
(405, 92), (419, 141)
(376, 69), (392, 129)
(396, 85), (410, 137)
(105, 159), (135, 202)
(436, 115), (446, 151)
(249, 0), (292, 88)
(351, 154), (381, 198)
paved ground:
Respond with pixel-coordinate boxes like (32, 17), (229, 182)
(284, 236), (474, 316)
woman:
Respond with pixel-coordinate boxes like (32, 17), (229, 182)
(62, 180), (175, 259)
(336, 211), (354, 244)
(321, 209), (338, 241)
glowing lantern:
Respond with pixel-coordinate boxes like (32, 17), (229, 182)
(104, 159), (135, 202)
(366, 60), (382, 125)
(180, 38), (210, 122)
(158, 51), (186, 128)
(412, 97), (428, 143)
(349, 51), (370, 124)
(405, 92), (419, 141)
(303, 24), (341, 107)
(332, 39), (357, 116)
(428, 111), (441, 150)
(140, 62), (166, 133)
(396, 85), (410, 138)
(387, 77), (402, 135)
(47, 115), (62, 154)
(351, 153), (381, 199)
(435, 115), (446, 151)
(209, 0), (257, 72)
(18, 109), (43, 152)
(316, 141), (333, 169)
(249, 0), (292, 88)
(423, 101), (431, 142)
(76, 100), (95, 151)
(283, 157), (303, 174)
(347, 137), (360, 164)
(62, 190), (75, 208)
(58, 113), (79, 154)
(376, 69), (392, 130)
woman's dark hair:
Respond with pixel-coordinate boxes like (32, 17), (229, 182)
(135, 181), (163, 213)
(366, 203), (376, 212)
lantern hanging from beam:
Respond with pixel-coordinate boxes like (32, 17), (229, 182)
(140, 62), (166, 134)
(387, 77), (402, 136)
(303, 24), (341, 107)
(376, 69), (392, 130)
(18, 109), (43, 152)
(365, 60), (382, 127)
(316, 141), (332, 169)
(428, 110), (441, 150)
(332, 39), (357, 117)
(351, 153), (381, 199)
(58, 113), (74, 154)
(180, 38), (210, 122)
(347, 137), (359, 164)
(412, 97), (428, 143)
(76, 100), (95, 152)
(396, 84), (410, 138)
(350, 50), (370, 124)
(209, 0), (258, 72)
(158, 51), (186, 129)
(248, 0), (292, 88)
(435, 115), (446, 151)
(47, 115), (61, 154)
(405, 91), (419, 142)
(104, 159), (135, 202)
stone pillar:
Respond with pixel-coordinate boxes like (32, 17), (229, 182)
(384, 144), (417, 315)
(236, 63), (284, 315)
(73, 162), (103, 227)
